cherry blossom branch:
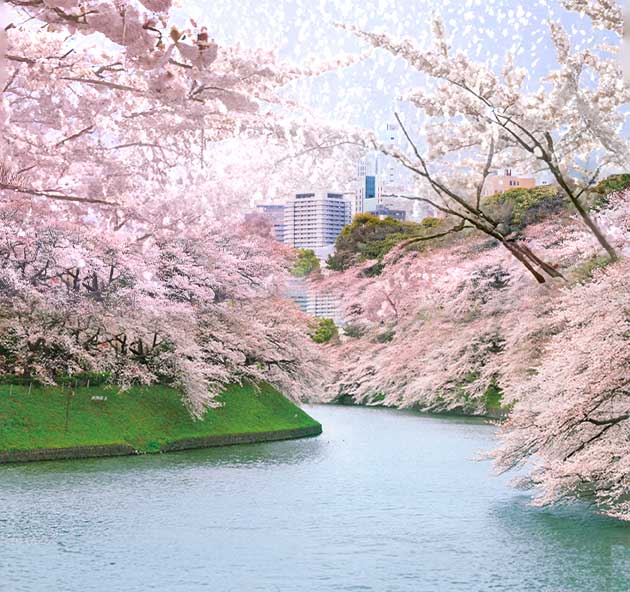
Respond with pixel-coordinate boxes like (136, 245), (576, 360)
(0, 183), (119, 206)
(54, 124), (95, 147)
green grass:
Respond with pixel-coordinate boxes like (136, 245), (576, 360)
(0, 383), (320, 453)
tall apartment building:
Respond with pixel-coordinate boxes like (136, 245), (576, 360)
(286, 277), (345, 326)
(382, 122), (400, 186)
(283, 192), (352, 250)
(482, 169), (535, 198)
(255, 204), (286, 242)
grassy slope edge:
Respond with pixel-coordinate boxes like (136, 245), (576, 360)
(0, 383), (321, 455)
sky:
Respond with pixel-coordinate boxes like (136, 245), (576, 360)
(4, 0), (618, 199)
(173, 0), (610, 136)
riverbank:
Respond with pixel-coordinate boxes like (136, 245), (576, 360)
(332, 393), (509, 420)
(0, 382), (321, 463)
(3, 404), (625, 592)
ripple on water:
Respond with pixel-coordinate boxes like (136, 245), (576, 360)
(0, 405), (628, 592)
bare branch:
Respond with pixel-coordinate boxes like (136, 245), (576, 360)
(0, 182), (119, 207)
(54, 124), (95, 147)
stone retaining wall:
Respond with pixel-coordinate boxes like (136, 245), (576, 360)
(0, 444), (136, 463)
(0, 424), (322, 464)
(162, 424), (323, 453)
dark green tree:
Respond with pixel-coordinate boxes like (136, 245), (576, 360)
(311, 318), (338, 344)
(291, 249), (321, 277)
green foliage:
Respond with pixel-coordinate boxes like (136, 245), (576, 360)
(590, 174), (630, 211)
(418, 216), (442, 230)
(571, 255), (612, 283)
(343, 324), (366, 338)
(374, 329), (395, 343)
(483, 185), (565, 231)
(311, 318), (338, 344)
(483, 382), (504, 412)
(0, 383), (320, 453)
(327, 214), (448, 271)
(446, 376), (510, 417)
(361, 262), (385, 277)
(291, 249), (320, 277)
(592, 173), (630, 196)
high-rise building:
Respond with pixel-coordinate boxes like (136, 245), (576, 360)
(361, 174), (383, 214)
(354, 124), (411, 217)
(286, 277), (345, 326)
(383, 122), (400, 186)
(255, 204), (286, 242)
(354, 154), (383, 216)
(372, 206), (407, 222)
(283, 192), (352, 250)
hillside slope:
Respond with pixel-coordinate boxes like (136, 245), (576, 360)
(0, 382), (321, 462)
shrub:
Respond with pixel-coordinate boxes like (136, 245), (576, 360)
(327, 214), (449, 271)
(374, 329), (395, 343)
(590, 174), (630, 211)
(343, 324), (366, 338)
(311, 318), (338, 344)
(571, 255), (611, 283)
(291, 249), (320, 277)
(483, 382), (504, 412)
(361, 262), (384, 277)
(483, 185), (565, 231)
(592, 173), (630, 196)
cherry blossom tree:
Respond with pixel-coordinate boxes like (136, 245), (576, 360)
(0, 208), (323, 416)
(561, 0), (622, 33)
(341, 2), (627, 280)
(2, 1), (359, 217)
(319, 235), (562, 413)
(318, 187), (629, 517)
(493, 256), (630, 521)
(0, 1), (357, 413)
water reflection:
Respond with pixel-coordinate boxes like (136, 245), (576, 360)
(1, 405), (628, 592)
(490, 496), (630, 591)
(1, 431), (325, 482)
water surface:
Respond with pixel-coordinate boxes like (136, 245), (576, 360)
(1, 405), (628, 591)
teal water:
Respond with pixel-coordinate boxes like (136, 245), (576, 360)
(0, 405), (628, 592)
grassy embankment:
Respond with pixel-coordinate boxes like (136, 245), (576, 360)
(0, 382), (321, 460)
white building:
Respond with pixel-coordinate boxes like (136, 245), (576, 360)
(255, 204), (286, 242)
(286, 277), (345, 326)
(354, 124), (414, 219)
(382, 122), (401, 186)
(283, 192), (352, 250)
(354, 154), (382, 216)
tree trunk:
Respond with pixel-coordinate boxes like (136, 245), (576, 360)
(549, 167), (618, 260)
(502, 242), (546, 284)
(571, 197), (618, 260)
(516, 242), (565, 280)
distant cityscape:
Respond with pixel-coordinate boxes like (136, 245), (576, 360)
(256, 123), (425, 258)
(254, 125), (536, 325)
(256, 164), (535, 257)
